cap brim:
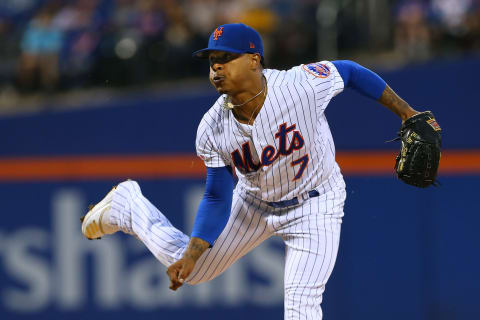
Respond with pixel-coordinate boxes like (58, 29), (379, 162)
(192, 46), (246, 59)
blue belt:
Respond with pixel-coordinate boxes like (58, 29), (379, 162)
(267, 190), (320, 208)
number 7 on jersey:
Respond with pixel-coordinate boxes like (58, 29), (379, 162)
(291, 154), (309, 180)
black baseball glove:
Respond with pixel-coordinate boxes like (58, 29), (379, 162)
(394, 111), (442, 188)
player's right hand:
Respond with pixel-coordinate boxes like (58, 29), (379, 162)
(166, 257), (196, 291)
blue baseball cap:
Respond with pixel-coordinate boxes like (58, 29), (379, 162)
(192, 23), (264, 59)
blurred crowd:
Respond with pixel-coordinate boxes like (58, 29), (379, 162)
(394, 0), (480, 61)
(0, 0), (478, 94)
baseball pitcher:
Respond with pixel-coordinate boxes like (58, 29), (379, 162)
(81, 23), (441, 319)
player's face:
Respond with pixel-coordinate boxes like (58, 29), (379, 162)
(208, 51), (257, 95)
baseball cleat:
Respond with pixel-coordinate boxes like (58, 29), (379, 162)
(81, 186), (117, 240)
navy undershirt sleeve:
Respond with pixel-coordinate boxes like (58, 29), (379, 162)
(332, 60), (386, 100)
(191, 166), (234, 246)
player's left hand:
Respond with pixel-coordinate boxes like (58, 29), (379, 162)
(166, 257), (196, 290)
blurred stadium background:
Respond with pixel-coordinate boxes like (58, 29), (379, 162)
(1, 0), (479, 319)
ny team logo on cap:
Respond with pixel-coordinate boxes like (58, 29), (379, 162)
(192, 23), (264, 58)
(213, 27), (224, 40)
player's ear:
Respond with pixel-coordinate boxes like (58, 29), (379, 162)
(250, 54), (261, 70)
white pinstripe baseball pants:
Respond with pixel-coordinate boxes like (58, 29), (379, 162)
(110, 180), (345, 320)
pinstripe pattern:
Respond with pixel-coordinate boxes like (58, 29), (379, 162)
(109, 179), (345, 319)
(196, 61), (345, 202)
(108, 61), (348, 319)
(110, 181), (189, 266)
(280, 188), (345, 319)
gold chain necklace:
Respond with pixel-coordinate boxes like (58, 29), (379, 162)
(247, 78), (267, 125)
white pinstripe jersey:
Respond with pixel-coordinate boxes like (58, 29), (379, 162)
(196, 61), (346, 202)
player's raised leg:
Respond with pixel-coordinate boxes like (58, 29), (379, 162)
(115, 180), (191, 266)
(82, 181), (274, 284)
(81, 180), (190, 266)
(276, 189), (345, 320)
